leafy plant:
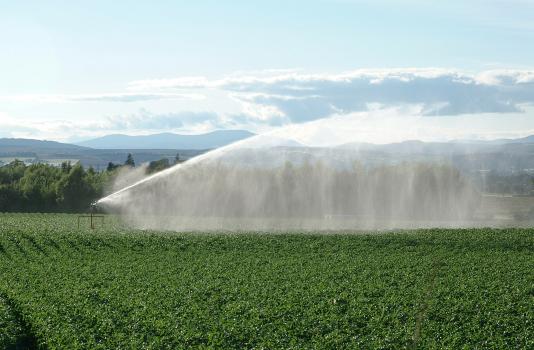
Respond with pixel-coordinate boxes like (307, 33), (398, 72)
(0, 214), (532, 349)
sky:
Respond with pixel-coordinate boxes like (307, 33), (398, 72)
(1, 0), (534, 143)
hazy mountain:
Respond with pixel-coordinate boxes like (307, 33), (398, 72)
(496, 135), (534, 144)
(451, 135), (534, 145)
(77, 130), (255, 149)
(0, 137), (206, 169)
(2, 134), (534, 174)
(338, 136), (534, 154)
(0, 138), (89, 153)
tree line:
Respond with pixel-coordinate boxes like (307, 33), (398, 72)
(0, 154), (176, 213)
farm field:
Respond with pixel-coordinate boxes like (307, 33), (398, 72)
(0, 214), (533, 349)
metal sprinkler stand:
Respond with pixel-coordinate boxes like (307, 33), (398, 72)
(78, 202), (105, 230)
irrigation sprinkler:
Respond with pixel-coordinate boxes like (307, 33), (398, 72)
(78, 201), (105, 230)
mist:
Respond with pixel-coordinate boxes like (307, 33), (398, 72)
(97, 111), (533, 231)
(108, 163), (149, 194)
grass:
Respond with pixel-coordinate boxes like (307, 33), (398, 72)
(0, 213), (532, 349)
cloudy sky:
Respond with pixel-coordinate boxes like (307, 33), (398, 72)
(1, 0), (534, 143)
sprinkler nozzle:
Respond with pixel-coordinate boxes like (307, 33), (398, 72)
(90, 201), (99, 212)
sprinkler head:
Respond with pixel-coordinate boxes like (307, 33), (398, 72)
(90, 201), (99, 212)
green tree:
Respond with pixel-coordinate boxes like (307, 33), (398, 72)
(0, 160), (26, 185)
(107, 162), (119, 172)
(125, 153), (135, 167)
(19, 164), (61, 211)
(147, 158), (170, 174)
(0, 184), (20, 212)
(0, 160), (109, 212)
(61, 161), (72, 174)
(56, 164), (96, 212)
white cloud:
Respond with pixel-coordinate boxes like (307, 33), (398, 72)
(101, 109), (220, 130)
(128, 68), (462, 90)
(3, 68), (534, 142)
(0, 92), (204, 103)
(126, 68), (534, 123)
(0, 109), (226, 142)
(127, 77), (213, 91)
(476, 69), (534, 85)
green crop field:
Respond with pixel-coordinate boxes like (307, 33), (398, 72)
(0, 214), (532, 349)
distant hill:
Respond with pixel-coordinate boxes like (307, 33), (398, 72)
(0, 138), (89, 153)
(338, 135), (534, 153)
(450, 135), (534, 145)
(2, 133), (534, 174)
(0, 137), (206, 170)
(495, 135), (534, 144)
(77, 130), (255, 149)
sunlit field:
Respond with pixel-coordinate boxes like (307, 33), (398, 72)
(1, 214), (532, 349)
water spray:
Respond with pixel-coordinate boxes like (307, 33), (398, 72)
(93, 112), (530, 231)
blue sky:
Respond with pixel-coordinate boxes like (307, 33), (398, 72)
(1, 0), (534, 143)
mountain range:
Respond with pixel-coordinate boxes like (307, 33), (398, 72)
(0, 130), (255, 169)
(77, 130), (255, 149)
(1, 131), (534, 174)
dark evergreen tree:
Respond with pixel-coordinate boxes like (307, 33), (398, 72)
(125, 153), (135, 167)
(107, 162), (119, 172)
(147, 158), (171, 174)
(61, 161), (72, 174)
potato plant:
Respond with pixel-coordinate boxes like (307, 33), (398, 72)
(0, 214), (532, 349)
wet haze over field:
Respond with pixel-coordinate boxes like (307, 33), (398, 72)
(97, 111), (533, 231)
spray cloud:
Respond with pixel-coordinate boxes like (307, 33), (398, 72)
(97, 110), (532, 231)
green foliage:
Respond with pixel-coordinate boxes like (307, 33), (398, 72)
(56, 164), (97, 212)
(147, 158), (171, 174)
(61, 161), (72, 174)
(0, 155), (179, 212)
(0, 214), (532, 349)
(0, 295), (21, 348)
(0, 185), (20, 212)
(106, 162), (120, 172)
(19, 163), (62, 211)
(0, 160), (26, 185)
(125, 153), (135, 167)
(0, 160), (111, 213)
(0, 294), (37, 349)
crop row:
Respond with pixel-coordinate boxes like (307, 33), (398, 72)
(0, 214), (532, 349)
